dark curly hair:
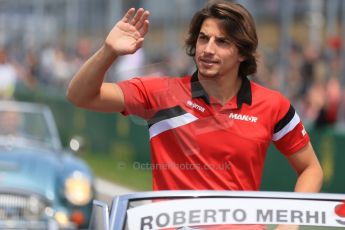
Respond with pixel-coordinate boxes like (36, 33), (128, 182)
(185, 0), (258, 77)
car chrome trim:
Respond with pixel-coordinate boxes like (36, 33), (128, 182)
(98, 190), (345, 230)
(92, 200), (109, 230)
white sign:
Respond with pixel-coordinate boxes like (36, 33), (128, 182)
(127, 198), (345, 230)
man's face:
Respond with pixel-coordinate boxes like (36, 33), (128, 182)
(195, 17), (244, 79)
(0, 111), (21, 135)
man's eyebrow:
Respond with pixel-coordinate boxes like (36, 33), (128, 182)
(199, 31), (208, 36)
(200, 32), (230, 40)
(198, 31), (232, 44)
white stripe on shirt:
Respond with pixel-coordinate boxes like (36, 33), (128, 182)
(149, 113), (198, 139)
(272, 112), (300, 141)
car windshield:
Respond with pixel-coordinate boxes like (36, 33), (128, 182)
(90, 191), (345, 230)
(126, 198), (345, 230)
(0, 108), (56, 149)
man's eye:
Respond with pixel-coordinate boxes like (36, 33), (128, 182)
(198, 35), (207, 40)
(217, 39), (228, 44)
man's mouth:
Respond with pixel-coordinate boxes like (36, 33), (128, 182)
(199, 58), (218, 65)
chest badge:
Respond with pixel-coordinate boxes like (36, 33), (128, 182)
(186, 100), (205, 113)
(229, 112), (258, 123)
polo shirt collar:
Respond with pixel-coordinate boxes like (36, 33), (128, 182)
(191, 71), (252, 108)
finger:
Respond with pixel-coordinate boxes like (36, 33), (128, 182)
(135, 38), (145, 50)
(122, 8), (136, 23)
(135, 10), (150, 30)
(131, 8), (144, 25)
(139, 20), (150, 37)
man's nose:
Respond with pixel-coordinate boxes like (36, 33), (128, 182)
(204, 40), (215, 54)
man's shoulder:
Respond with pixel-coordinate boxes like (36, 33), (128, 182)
(251, 80), (278, 94)
(118, 75), (192, 98)
(129, 75), (191, 83)
(250, 80), (286, 100)
(250, 80), (291, 111)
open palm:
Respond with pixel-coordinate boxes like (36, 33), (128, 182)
(106, 8), (150, 56)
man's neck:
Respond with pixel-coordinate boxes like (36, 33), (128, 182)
(198, 73), (242, 106)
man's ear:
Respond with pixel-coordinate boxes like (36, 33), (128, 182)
(239, 55), (246, 62)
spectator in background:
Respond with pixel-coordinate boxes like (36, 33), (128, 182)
(315, 77), (341, 127)
(0, 110), (23, 136)
(71, 38), (93, 73)
(0, 48), (19, 99)
(39, 44), (56, 86)
(113, 48), (145, 82)
(23, 49), (39, 89)
(51, 47), (74, 88)
(40, 45), (74, 88)
(301, 79), (326, 126)
(299, 45), (326, 97)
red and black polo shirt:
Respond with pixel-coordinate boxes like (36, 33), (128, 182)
(117, 72), (309, 191)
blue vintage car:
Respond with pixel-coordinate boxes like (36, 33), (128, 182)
(0, 100), (95, 229)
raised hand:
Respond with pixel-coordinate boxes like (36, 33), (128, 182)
(105, 8), (150, 56)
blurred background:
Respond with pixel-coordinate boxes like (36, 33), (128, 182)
(1, 0), (345, 194)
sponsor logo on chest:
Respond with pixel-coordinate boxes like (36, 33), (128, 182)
(186, 100), (205, 113)
(229, 112), (258, 123)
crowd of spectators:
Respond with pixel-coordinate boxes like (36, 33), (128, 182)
(255, 36), (344, 128)
(0, 34), (344, 128)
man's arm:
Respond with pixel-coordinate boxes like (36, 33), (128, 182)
(67, 8), (150, 112)
(275, 143), (323, 230)
(287, 142), (323, 192)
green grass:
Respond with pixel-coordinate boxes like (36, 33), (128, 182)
(82, 152), (152, 191)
